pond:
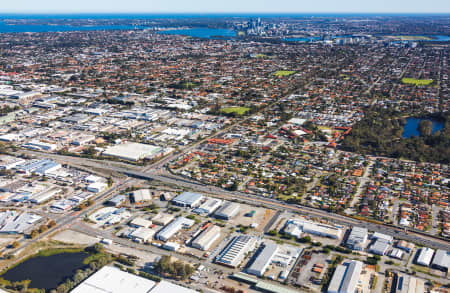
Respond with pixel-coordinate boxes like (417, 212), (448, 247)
(1, 252), (88, 290)
(402, 117), (444, 138)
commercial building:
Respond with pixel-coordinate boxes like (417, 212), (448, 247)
(17, 159), (61, 175)
(71, 266), (155, 293)
(396, 240), (415, 253)
(0, 211), (42, 234)
(191, 225), (221, 251)
(23, 140), (57, 151)
(284, 219), (342, 239)
(103, 142), (163, 162)
(130, 227), (156, 243)
(215, 235), (256, 268)
(327, 260), (363, 293)
(416, 247), (435, 267)
(156, 217), (195, 242)
(107, 194), (126, 207)
(131, 189), (152, 203)
(87, 182), (107, 193)
(171, 192), (203, 208)
(214, 201), (240, 220)
(130, 217), (152, 229)
(431, 249), (450, 272)
(368, 239), (390, 256)
(162, 241), (180, 251)
(247, 242), (279, 277)
(393, 273), (425, 293)
(388, 249), (404, 260)
(193, 197), (222, 215)
(346, 227), (368, 251)
(152, 213), (175, 226)
(29, 188), (61, 204)
(371, 232), (393, 244)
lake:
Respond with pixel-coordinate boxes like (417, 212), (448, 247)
(402, 117), (444, 138)
(1, 252), (88, 290)
(158, 28), (236, 39)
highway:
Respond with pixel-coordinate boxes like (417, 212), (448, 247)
(18, 150), (450, 251)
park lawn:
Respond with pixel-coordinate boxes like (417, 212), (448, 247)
(274, 70), (296, 77)
(401, 78), (433, 86)
(220, 107), (251, 115)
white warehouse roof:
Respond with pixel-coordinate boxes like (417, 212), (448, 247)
(150, 280), (197, 293)
(417, 247), (435, 266)
(328, 260), (363, 293)
(71, 266), (155, 293)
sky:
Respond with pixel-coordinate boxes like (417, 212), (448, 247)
(1, 0), (449, 14)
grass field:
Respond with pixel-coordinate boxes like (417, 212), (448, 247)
(274, 70), (296, 77)
(393, 35), (433, 41)
(401, 78), (434, 86)
(220, 107), (251, 115)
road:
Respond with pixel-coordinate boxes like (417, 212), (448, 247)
(18, 150), (450, 252)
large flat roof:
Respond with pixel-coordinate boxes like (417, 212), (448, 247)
(150, 280), (197, 293)
(71, 266), (155, 293)
(103, 142), (162, 161)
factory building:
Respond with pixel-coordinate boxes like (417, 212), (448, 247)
(17, 159), (61, 175)
(368, 239), (390, 256)
(416, 247), (435, 267)
(129, 217), (152, 229)
(395, 240), (415, 253)
(393, 273), (425, 293)
(214, 201), (240, 220)
(215, 235), (256, 268)
(171, 192), (203, 208)
(327, 260), (363, 293)
(247, 242), (279, 277)
(152, 213), (175, 226)
(106, 194), (126, 207)
(346, 227), (368, 251)
(284, 219), (342, 239)
(131, 189), (152, 203)
(23, 140), (57, 151)
(191, 225), (221, 251)
(0, 211), (42, 234)
(129, 227), (156, 243)
(193, 198), (222, 215)
(371, 232), (393, 244)
(103, 142), (164, 162)
(431, 249), (450, 272)
(156, 217), (195, 242)
(87, 182), (107, 193)
(29, 188), (61, 204)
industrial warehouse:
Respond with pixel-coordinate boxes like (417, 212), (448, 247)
(156, 217), (195, 242)
(191, 224), (221, 251)
(327, 260), (363, 293)
(215, 235), (257, 268)
(102, 142), (171, 162)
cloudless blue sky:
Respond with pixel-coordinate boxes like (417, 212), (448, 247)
(1, 0), (449, 14)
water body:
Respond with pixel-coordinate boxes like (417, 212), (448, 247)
(402, 118), (444, 138)
(0, 21), (138, 33)
(283, 37), (321, 42)
(158, 28), (236, 39)
(1, 252), (87, 290)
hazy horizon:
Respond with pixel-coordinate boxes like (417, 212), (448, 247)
(1, 0), (449, 14)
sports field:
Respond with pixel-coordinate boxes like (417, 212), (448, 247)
(274, 70), (295, 77)
(401, 78), (433, 86)
(220, 107), (251, 115)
